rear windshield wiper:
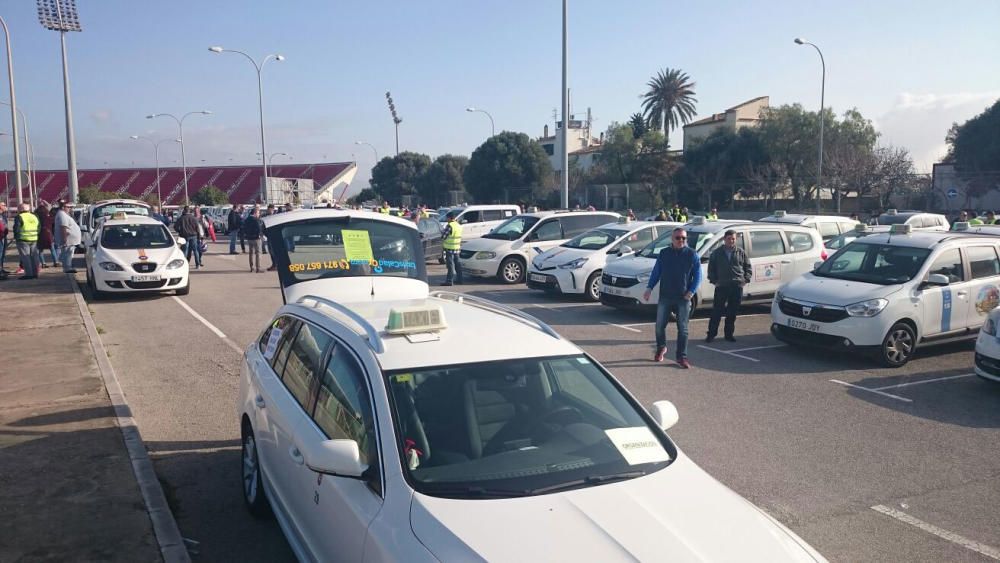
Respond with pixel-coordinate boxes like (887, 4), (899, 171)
(528, 470), (647, 495)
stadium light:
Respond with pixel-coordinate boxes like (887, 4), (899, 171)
(147, 111), (212, 204)
(0, 16), (24, 205)
(385, 91), (402, 156)
(208, 45), (284, 204)
(36, 0), (82, 203)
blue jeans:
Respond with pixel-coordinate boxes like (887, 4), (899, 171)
(229, 231), (238, 253)
(185, 236), (203, 267)
(655, 296), (692, 360)
(444, 249), (462, 283)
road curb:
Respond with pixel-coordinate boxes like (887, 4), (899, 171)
(69, 275), (191, 563)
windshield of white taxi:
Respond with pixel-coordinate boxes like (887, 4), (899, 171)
(92, 203), (150, 228)
(100, 223), (173, 249)
(562, 228), (628, 250)
(481, 215), (540, 240)
(815, 241), (931, 285)
(385, 355), (674, 499)
(267, 217), (426, 283)
(637, 228), (710, 258)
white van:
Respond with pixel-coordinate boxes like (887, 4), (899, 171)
(460, 211), (620, 283)
(601, 218), (825, 310)
(441, 204), (520, 240)
(758, 211), (860, 243)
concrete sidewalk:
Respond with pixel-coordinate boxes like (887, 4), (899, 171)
(0, 268), (172, 561)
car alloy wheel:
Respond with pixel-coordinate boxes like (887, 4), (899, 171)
(499, 257), (524, 284)
(586, 271), (602, 302)
(881, 323), (915, 367)
(241, 426), (271, 517)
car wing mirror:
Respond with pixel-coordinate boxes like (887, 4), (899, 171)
(176, 237), (187, 247)
(922, 273), (950, 288)
(615, 245), (634, 256)
(300, 437), (367, 478)
(813, 261), (825, 270)
(650, 400), (679, 431)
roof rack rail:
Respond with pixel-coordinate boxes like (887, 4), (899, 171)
(429, 291), (561, 340)
(296, 295), (385, 353)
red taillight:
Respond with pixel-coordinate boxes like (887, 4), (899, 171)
(821, 250), (829, 260)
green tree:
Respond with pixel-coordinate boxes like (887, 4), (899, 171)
(419, 154), (469, 205)
(142, 192), (161, 207)
(945, 98), (1000, 197)
(370, 152), (432, 204)
(464, 132), (553, 203)
(78, 185), (120, 204)
(588, 123), (678, 211)
(640, 68), (697, 149)
(347, 187), (379, 206)
(628, 112), (647, 138)
(681, 128), (768, 209)
(191, 185), (229, 206)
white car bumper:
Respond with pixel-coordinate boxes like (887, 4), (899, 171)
(526, 267), (587, 295)
(974, 330), (1000, 382)
(93, 265), (189, 293)
(460, 255), (501, 278)
(599, 274), (653, 308)
(769, 298), (890, 348)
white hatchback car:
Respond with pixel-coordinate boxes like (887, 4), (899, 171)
(85, 214), (190, 298)
(974, 308), (1000, 383)
(238, 209), (826, 562)
(526, 220), (680, 301)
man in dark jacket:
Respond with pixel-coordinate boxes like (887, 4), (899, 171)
(642, 227), (701, 368)
(241, 207), (264, 273)
(706, 230), (752, 343)
(227, 205), (244, 255)
(175, 207), (203, 269)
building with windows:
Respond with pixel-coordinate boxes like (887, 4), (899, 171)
(536, 108), (602, 173)
(682, 96), (769, 150)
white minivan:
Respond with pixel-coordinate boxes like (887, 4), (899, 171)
(460, 211), (620, 283)
(440, 204), (520, 240)
(601, 218), (826, 310)
(758, 211), (860, 243)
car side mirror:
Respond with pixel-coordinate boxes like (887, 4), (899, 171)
(176, 237), (187, 247)
(616, 245), (634, 257)
(813, 261), (824, 270)
(299, 437), (367, 478)
(650, 400), (679, 431)
(923, 273), (950, 287)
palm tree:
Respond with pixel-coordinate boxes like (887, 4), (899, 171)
(641, 68), (698, 149)
(628, 112), (647, 138)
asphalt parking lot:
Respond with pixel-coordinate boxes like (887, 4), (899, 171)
(80, 243), (1000, 562)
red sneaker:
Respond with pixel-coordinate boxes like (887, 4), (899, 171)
(653, 347), (666, 362)
(678, 358), (691, 369)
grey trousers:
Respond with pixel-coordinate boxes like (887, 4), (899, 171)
(16, 241), (40, 278)
(247, 239), (262, 272)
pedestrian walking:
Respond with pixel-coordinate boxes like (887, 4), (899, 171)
(175, 207), (203, 269)
(35, 202), (55, 268)
(13, 203), (42, 280)
(705, 230), (752, 343)
(642, 227), (701, 369)
(441, 210), (463, 286)
(241, 207), (264, 273)
(53, 201), (81, 273)
(228, 205), (244, 254)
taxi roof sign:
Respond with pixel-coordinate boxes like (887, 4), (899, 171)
(386, 305), (448, 335)
(773, 210), (787, 218)
(617, 216), (631, 224)
(886, 208), (898, 215)
(952, 221), (970, 231)
(854, 223), (870, 233)
(889, 224), (912, 235)
(111, 211), (128, 220)
(688, 216), (706, 225)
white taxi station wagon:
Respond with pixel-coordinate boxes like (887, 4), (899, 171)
(772, 224), (1000, 367)
(85, 214), (190, 298)
(239, 209), (826, 562)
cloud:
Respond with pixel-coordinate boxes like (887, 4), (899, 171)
(878, 91), (1000, 172)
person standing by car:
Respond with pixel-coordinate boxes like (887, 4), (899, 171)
(175, 207), (203, 269)
(441, 210), (463, 286)
(241, 207), (264, 273)
(642, 227), (701, 368)
(227, 205), (243, 255)
(53, 201), (80, 274)
(705, 229), (752, 343)
(34, 202), (55, 268)
(13, 203), (41, 280)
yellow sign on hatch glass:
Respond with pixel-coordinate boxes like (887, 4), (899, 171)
(342, 229), (374, 263)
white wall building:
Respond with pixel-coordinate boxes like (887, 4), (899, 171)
(682, 96), (769, 150)
(536, 108), (602, 173)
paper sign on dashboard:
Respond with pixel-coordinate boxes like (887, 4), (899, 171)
(342, 230), (374, 263)
(605, 427), (671, 465)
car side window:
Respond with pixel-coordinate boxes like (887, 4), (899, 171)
(481, 210), (503, 221)
(313, 346), (377, 466)
(627, 227), (656, 246)
(531, 219), (563, 241)
(967, 246), (1000, 280)
(748, 231), (786, 258)
(927, 248), (964, 283)
(282, 322), (333, 411)
(270, 318), (302, 377)
(547, 359), (626, 426)
(816, 222), (840, 240)
(787, 231), (814, 253)
(460, 211), (480, 224)
(259, 315), (296, 357)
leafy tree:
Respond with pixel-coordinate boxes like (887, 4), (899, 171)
(191, 185), (229, 206)
(827, 145), (915, 208)
(78, 185), (120, 204)
(640, 68), (697, 149)
(142, 193), (161, 207)
(464, 132), (553, 203)
(681, 128), (768, 208)
(419, 154), (469, 205)
(628, 113), (647, 138)
(588, 123), (678, 211)
(347, 188), (379, 206)
(370, 152), (432, 204)
(945, 98), (1000, 197)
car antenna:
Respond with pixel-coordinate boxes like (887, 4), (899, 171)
(370, 276), (376, 299)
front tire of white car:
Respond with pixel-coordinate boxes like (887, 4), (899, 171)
(176, 281), (190, 296)
(585, 271), (602, 302)
(241, 422), (272, 518)
(499, 256), (525, 284)
(879, 322), (916, 367)
(88, 268), (109, 300)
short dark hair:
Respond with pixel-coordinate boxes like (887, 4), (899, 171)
(446, 211), (456, 219)
(724, 229), (737, 237)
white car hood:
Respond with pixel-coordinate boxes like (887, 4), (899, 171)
(409, 456), (822, 562)
(781, 273), (902, 307)
(602, 254), (656, 277)
(532, 246), (594, 269)
(461, 236), (516, 253)
(97, 246), (181, 267)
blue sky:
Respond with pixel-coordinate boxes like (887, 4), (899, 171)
(2, 0), (998, 194)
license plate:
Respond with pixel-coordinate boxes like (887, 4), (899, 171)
(131, 274), (161, 282)
(788, 318), (820, 332)
(529, 274), (547, 283)
(604, 287), (623, 296)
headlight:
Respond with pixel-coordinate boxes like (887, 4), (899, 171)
(473, 251), (496, 260)
(845, 298), (888, 317)
(99, 262), (124, 271)
(636, 271), (652, 283)
(166, 259), (186, 270)
(558, 257), (588, 270)
(983, 317), (996, 336)
(774, 289), (785, 303)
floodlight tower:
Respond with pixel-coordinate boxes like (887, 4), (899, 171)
(385, 92), (402, 156)
(36, 0), (82, 203)
(0, 16), (23, 205)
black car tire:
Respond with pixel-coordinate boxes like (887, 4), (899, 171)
(879, 322), (916, 367)
(241, 423), (272, 518)
(585, 271), (602, 302)
(499, 256), (525, 284)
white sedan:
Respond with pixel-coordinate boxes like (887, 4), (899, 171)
(85, 215), (190, 298)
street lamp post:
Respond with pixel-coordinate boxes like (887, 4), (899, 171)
(257, 151), (288, 166)
(354, 141), (378, 163)
(0, 16), (24, 205)
(465, 107), (495, 137)
(209, 46), (284, 204)
(0, 102), (35, 206)
(147, 111), (211, 204)
(130, 135), (180, 206)
(560, 0), (569, 209)
(795, 37), (826, 214)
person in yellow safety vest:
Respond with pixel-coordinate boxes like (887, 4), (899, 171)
(441, 210), (464, 286)
(420, 205), (430, 218)
(379, 202), (390, 214)
(13, 203), (42, 280)
(706, 208), (719, 221)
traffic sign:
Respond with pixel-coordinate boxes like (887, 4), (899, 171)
(947, 188), (959, 199)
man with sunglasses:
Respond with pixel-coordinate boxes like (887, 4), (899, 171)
(643, 227), (701, 368)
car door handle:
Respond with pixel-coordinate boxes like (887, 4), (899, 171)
(254, 395), (266, 409)
(781, 260), (792, 264)
(957, 291), (968, 297)
(288, 446), (304, 465)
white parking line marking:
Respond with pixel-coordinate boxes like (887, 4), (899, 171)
(871, 505), (1000, 560)
(171, 296), (244, 354)
(829, 379), (913, 403)
(872, 373), (975, 391)
(697, 345), (760, 362)
(602, 322), (642, 333)
(728, 344), (787, 353)
(149, 446), (241, 457)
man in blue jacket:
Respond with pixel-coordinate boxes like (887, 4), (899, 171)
(642, 227), (701, 368)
